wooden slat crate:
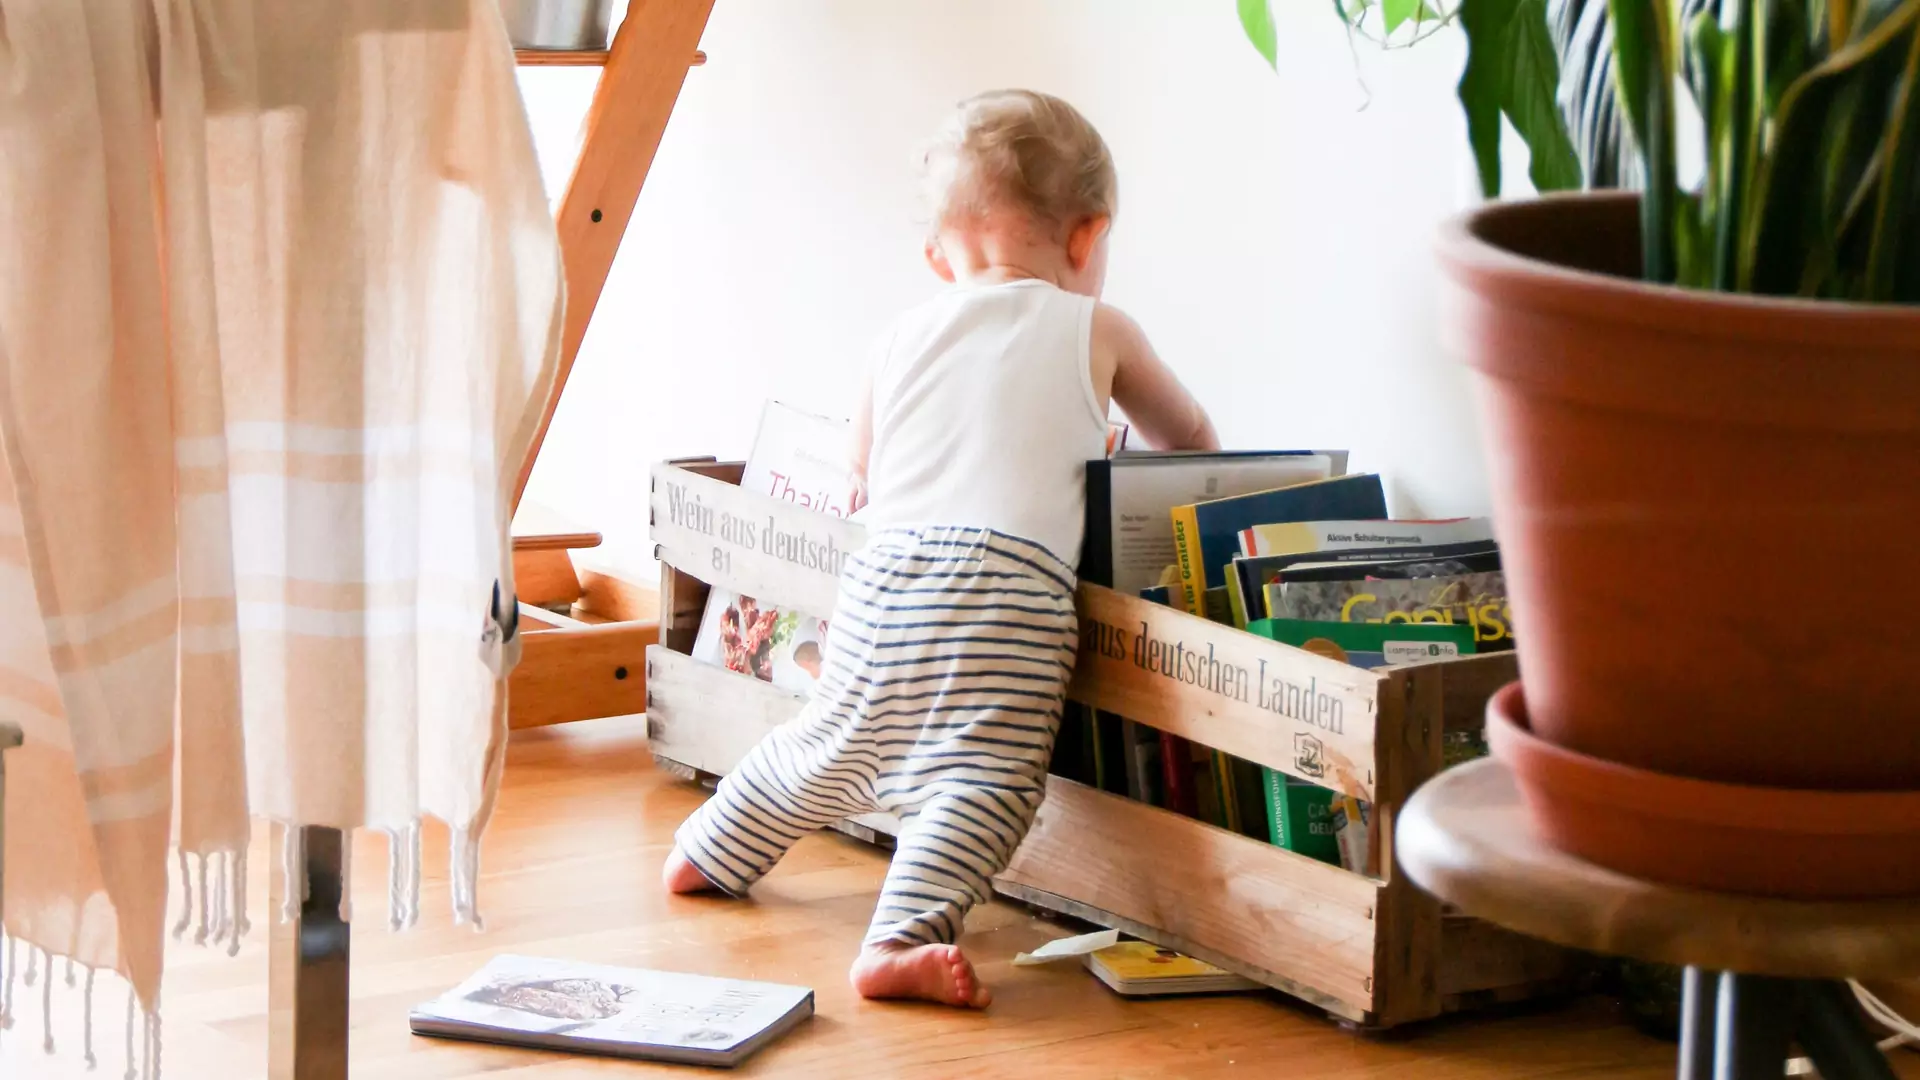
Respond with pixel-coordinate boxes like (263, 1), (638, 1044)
(645, 460), (1588, 1027)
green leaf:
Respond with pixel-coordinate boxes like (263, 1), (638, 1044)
(1608, 0), (1680, 282)
(1746, 0), (1920, 292)
(1865, 13), (1920, 299)
(1699, 1), (1753, 290)
(1384, 0), (1422, 32)
(1506, 0), (1586, 191)
(1458, 0), (1516, 196)
(1240, 0), (1279, 68)
(1457, 0), (1582, 198)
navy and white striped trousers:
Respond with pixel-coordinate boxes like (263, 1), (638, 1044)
(675, 525), (1079, 947)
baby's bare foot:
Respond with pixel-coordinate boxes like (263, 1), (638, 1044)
(662, 846), (721, 895)
(850, 942), (991, 1008)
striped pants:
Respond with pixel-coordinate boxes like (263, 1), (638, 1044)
(676, 526), (1079, 947)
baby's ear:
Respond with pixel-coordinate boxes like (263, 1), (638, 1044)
(1068, 215), (1111, 271)
(924, 238), (956, 283)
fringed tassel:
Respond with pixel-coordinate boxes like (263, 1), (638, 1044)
(401, 823), (421, 929)
(337, 832), (354, 924)
(209, 852), (229, 947)
(193, 857), (210, 946)
(40, 952), (53, 1054)
(171, 852), (193, 941)
(148, 1010), (161, 1080)
(24, 945), (37, 987)
(123, 985), (136, 1080)
(230, 850), (251, 955)
(3, 934), (16, 1030)
(83, 967), (97, 1069)
(449, 827), (484, 931)
(278, 824), (306, 923)
(384, 829), (402, 931)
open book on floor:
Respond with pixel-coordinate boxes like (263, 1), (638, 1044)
(409, 954), (814, 1067)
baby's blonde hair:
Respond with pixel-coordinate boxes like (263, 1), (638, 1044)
(920, 90), (1117, 235)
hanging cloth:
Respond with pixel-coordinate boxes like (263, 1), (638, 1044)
(0, 0), (562, 1060)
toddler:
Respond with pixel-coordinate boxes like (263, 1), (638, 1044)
(663, 89), (1219, 1008)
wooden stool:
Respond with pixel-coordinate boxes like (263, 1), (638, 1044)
(1398, 758), (1920, 1079)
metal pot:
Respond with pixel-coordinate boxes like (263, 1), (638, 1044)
(499, 0), (615, 51)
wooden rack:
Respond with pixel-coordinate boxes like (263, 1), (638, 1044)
(642, 459), (1588, 1029)
(505, 0), (717, 731)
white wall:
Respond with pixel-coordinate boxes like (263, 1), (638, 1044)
(518, 1), (1499, 579)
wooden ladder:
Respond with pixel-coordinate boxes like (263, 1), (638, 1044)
(505, 0), (717, 730)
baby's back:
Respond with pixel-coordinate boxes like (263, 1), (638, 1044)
(863, 279), (1110, 568)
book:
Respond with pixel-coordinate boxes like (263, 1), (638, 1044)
(1170, 474), (1389, 617)
(1081, 451), (1343, 598)
(409, 954), (813, 1067)
(1266, 569), (1514, 650)
(1248, 619), (1476, 871)
(1246, 618), (1478, 669)
(690, 402), (855, 695)
(1227, 539), (1501, 627)
(1274, 547), (1503, 583)
(1262, 768), (1341, 864)
(1084, 941), (1260, 997)
(1238, 517), (1494, 559)
(1140, 583), (1259, 832)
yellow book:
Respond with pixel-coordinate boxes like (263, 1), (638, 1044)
(1085, 941), (1261, 996)
(1169, 502), (1205, 616)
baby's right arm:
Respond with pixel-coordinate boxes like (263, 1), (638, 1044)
(1090, 304), (1220, 452)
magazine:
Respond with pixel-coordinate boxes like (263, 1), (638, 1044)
(409, 954), (814, 1067)
(689, 401), (855, 694)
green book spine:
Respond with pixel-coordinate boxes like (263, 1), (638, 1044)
(1263, 767), (1286, 847)
(1263, 767), (1341, 864)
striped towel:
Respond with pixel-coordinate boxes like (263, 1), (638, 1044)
(677, 526), (1079, 947)
(0, 1), (560, 1070)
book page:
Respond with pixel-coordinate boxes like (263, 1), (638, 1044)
(1108, 456), (1332, 595)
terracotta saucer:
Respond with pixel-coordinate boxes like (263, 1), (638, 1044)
(1486, 681), (1920, 900)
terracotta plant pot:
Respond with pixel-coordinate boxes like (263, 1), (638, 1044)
(1440, 193), (1920, 894)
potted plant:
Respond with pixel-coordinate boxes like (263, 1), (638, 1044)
(1239, 0), (1920, 900)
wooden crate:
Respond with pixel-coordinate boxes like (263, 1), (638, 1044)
(645, 460), (1588, 1028)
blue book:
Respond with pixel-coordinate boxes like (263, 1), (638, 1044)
(1169, 474), (1388, 617)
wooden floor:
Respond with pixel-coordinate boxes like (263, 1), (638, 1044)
(9, 716), (1909, 1078)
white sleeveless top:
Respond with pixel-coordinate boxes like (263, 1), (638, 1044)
(864, 279), (1109, 568)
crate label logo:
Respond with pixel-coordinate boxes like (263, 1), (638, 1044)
(1294, 733), (1326, 779)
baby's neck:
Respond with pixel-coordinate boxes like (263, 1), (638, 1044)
(937, 227), (1075, 291)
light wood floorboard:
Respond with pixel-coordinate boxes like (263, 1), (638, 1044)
(9, 716), (1905, 1078)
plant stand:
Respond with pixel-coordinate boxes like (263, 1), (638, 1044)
(1397, 758), (1920, 1077)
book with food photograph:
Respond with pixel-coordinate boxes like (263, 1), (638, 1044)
(690, 401), (854, 694)
(408, 954), (814, 1067)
